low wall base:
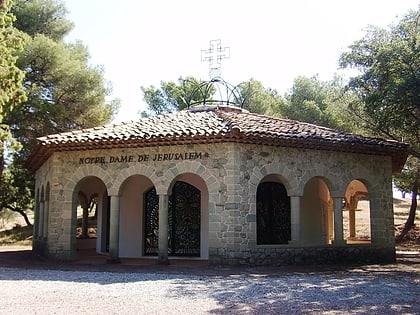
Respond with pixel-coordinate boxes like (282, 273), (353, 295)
(209, 246), (396, 266)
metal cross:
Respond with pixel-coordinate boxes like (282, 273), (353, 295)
(201, 39), (230, 79)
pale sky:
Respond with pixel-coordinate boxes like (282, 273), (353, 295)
(64, 0), (419, 122)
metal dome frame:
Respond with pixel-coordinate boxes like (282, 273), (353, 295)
(184, 77), (252, 109)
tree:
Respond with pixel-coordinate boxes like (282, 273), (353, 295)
(0, 0), (119, 226)
(141, 77), (206, 115)
(141, 77), (288, 117)
(10, 34), (118, 148)
(340, 8), (420, 238)
(284, 75), (357, 131)
(12, 0), (73, 41)
(237, 79), (287, 116)
(0, 0), (27, 175)
(394, 156), (419, 242)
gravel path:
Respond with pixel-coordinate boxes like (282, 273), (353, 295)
(0, 264), (419, 315)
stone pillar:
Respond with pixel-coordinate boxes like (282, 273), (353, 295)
(108, 195), (120, 263)
(158, 194), (169, 264)
(289, 196), (301, 244)
(43, 198), (49, 239)
(33, 198), (40, 239)
(349, 206), (356, 239)
(333, 197), (346, 245)
(39, 199), (44, 239)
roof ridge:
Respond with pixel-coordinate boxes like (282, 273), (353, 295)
(28, 108), (409, 173)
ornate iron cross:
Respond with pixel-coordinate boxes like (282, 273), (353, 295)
(201, 39), (230, 79)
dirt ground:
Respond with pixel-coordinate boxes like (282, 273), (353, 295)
(340, 197), (419, 251)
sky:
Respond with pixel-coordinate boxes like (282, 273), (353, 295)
(64, 0), (419, 122)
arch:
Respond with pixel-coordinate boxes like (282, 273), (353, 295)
(256, 177), (291, 245)
(162, 161), (218, 196)
(65, 165), (115, 202)
(118, 174), (155, 258)
(112, 164), (160, 196)
(72, 176), (109, 254)
(301, 177), (334, 245)
(344, 179), (371, 243)
(302, 173), (336, 196)
(166, 172), (210, 259)
(249, 163), (295, 195)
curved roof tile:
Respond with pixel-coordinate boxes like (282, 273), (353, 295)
(27, 106), (408, 173)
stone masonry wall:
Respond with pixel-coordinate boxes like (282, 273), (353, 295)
(208, 144), (395, 265)
(35, 142), (395, 265)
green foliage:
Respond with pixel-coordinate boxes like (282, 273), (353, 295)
(9, 34), (118, 149)
(141, 77), (213, 115)
(141, 77), (288, 117)
(0, 0), (27, 154)
(0, 160), (33, 212)
(12, 0), (73, 41)
(238, 79), (287, 116)
(394, 156), (419, 196)
(339, 8), (420, 156)
(283, 75), (357, 132)
(340, 8), (420, 236)
(0, 0), (120, 225)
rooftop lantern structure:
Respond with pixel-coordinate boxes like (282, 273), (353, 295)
(185, 77), (250, 109)
(185, 40), (252, 109)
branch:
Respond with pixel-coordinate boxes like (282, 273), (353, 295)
(5, 205), (33, 227)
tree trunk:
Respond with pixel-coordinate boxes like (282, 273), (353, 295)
(396, 179), (418, 243)
(6, 206), (33, 227)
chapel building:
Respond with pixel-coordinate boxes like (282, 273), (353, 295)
(27, 105), (408, 265)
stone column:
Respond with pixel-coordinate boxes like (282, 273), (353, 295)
(43, 198), (49, 239)
(289, 196), (301, 244)
(349, 206), (356, 239)
(333, 197), (346, 245)
(108, 195), (120, 263)
(34, 199), (40, 239)
(39, 199), (44, 239)
(158, 194), (169, 264)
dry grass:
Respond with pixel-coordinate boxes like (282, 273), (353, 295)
(0, 224), (33, 246)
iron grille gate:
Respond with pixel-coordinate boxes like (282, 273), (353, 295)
(144, 181), (201, 256)
(256, 182), (291, 245)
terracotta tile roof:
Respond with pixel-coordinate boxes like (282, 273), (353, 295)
(27, 105), (408, 172)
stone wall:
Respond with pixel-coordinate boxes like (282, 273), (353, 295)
(34, 142), (396, 265)
(209, 245), (396, 266)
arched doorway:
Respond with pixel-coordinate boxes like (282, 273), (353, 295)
(119, 175), (154, 257)
(144, 181), (201, 257)
(74, 176), (109, 253)
(256, 181), (291, 245)
(344, 179), (371, 243)
(301, 177), (333, 244)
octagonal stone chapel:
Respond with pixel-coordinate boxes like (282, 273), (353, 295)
(27, 93), (409, 266)
(26, 35), (412, 266)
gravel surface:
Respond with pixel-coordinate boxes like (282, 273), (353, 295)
(0, 263), (419, 315)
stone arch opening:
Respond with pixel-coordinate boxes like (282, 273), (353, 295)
(119, 175), (154, 258)
(147, 172), (209, 258)
(170, 173), (209, 258)
(144, 181), (204, 257)
(73, 176), (108, 253)
(256, 175), (291, 245)
(301, 177), (334, 245)
(344, 179), (371, 243)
